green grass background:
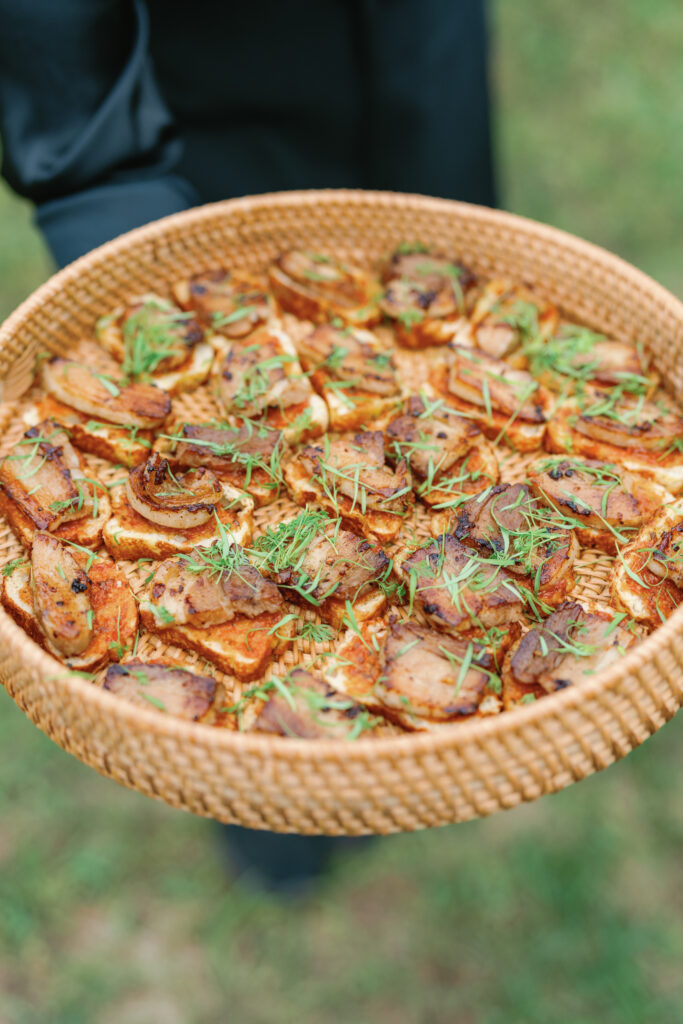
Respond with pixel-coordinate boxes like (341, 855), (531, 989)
(1, 2), (683, 1021)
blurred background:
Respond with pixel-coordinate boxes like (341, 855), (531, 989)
(1, 2), (683, 1022)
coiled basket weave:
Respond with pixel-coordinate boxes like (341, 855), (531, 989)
(1, 189), (683, 835)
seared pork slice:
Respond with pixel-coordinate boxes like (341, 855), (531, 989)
(572, 387), (683, 452)
(265, 518), (390, 604)
(505, 600), (636, 693)
(104, 660), (216, 720)
(172, 269), (274, 337)
(385, 395), (482, 479)
(0, 419), (94, 531)
(452, 483), (577, 592)
(269, 250), (381, 326)
(41, 358), (171, 428)
(96, 294), (204, 375)
(31, 532), (92, 657)
(254, 668), (382, 740)
(298, 432), (410, 514)
(148, 550), (284, 629)
(170, 422), (282, 472)
(217, 331), (311, 416)
(523, 322), (653, 392)
(380, 253), (473, 324)
(126, 453), (223, 529)
(529, 457), (673, 547)
(465, 280), (560, 360)
(297, 323), (400, 397)
(400, 535), (524, 633)
(447, 346), (545, 423)
(377, 620), (495, 721)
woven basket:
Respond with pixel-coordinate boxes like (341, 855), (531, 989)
(1, 189), (683, 836)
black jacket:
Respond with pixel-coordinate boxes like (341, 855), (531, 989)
(0, 0), (495, 268)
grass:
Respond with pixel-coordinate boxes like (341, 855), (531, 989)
(1, 1), (683, 1021)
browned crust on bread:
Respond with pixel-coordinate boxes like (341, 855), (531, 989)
(0, 481), (111, 551)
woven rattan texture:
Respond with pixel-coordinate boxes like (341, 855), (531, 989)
(1, 190), (683, 835)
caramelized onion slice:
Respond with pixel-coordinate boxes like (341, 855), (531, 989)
(126, 453), (223, 528)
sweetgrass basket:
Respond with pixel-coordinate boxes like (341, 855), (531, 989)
(1, 189), (682, 835)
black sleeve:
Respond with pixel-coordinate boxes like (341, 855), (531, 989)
(0, 0), (198, 268)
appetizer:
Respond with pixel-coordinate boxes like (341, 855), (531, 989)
(328, 616), (508, 730)
(250, 509), (392, 628)
(1, 534), (138, 671)
(102, 453), (253, 560)
(397, 534), (525, 635)
(501, 600), (638, 707)
(252, 668), (385, 739)
(528, 456), (674, 553)
(0, 419), (110, 549)
(268, 250), (381, 326)
(172, 269), (276, 337)
(385, 394), (499, 506)
(455, 279), (559, 360)
(95, 294), (214, 394)
(546, 385), (683, 493)
(214, 326), (328, 441)
(611, 499), (683, 629)
(294, 322), (402, 430)
(380, 247), (476, 348)
(139, 537), (292, 680)
(444, 483), (579, 609)
(430, 345), (552, 451)
(284, 431), (413, 543)
(39, 358), (171, 466)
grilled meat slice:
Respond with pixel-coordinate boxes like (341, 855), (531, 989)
(254, 668), (380, 739)
(41, 358), (171, 428)
(386, 395), (482, 479)
(31, 532), (92, 657)
(572, 387), (683, 452)
(0, 419), (94, 531)
(172, 269), (274, 337)
(506, 600), (635, 693)
(400, 535), (524, 633)
(298, 431), (410, 514)
(465, 280), (559, 360)
(104, 660), (216, 720)
(268, 249), (380, 326)
(522, 322), (654, 392)
(378, 620), (495, 721)
(447, 346), (546, 423)
(96, 294), (204, 375)
(529, 457), (673, 550)
(148, 550), (284, 629)
(126, 453), (223, 529)
(265, 518), (390, 604)
(297, 323), (400, 397)
(610, 501), (683, 627)
(217, 330), (311, 416)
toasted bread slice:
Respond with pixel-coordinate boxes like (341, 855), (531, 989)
(25, 398), (154, 467)
(455, 279), (560, 360)
(545, 414), (683, 495)
(139, 605), (292, 682)
(611, 502), (683, 629)
(1, 549), (138, 672)
(150, 342), (215, 395)
(102, 484), (253, 560)
(0, 481), (111, 552)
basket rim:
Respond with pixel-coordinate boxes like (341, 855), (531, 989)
(1, 187), (682, 759)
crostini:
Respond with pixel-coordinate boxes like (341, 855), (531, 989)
(268, 250), (381, 327)
(172, 269), (277, 338)
(611, 499), (683, 629)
